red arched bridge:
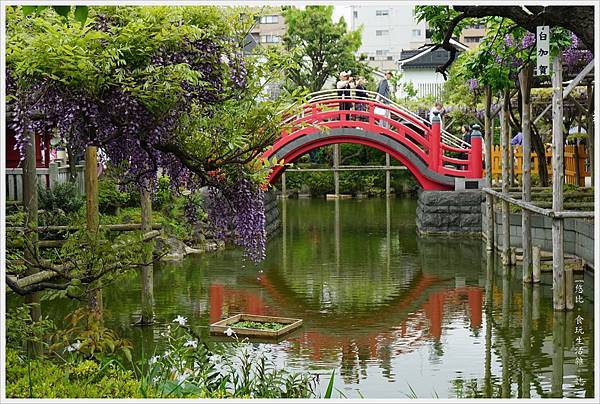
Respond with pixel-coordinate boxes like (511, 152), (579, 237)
(261, 90), (483, 190)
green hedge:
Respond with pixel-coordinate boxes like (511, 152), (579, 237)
(6, 349), (146, 398)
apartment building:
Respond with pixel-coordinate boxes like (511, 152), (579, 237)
(250, 11), (286, 46)
(459, 23), (487, 49)
(349, 5), (428, 71)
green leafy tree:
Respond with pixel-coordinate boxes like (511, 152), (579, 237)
(282, 6), (367, 92)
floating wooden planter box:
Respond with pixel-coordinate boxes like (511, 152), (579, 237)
(210, 314), (303, 338)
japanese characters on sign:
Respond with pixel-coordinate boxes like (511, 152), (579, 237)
(536, 26), (550, 76)
(573, 279), (585, 367)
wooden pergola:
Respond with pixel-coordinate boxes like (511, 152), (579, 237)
(482, 58), (594, 311)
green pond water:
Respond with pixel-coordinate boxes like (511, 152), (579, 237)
(11, 198), (594, 398)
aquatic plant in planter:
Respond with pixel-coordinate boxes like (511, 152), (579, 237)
(210, 314), (302, 338)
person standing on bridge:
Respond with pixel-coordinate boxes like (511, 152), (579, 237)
(337, 71), (353, 120)
(429, 102), (444, 128)
(355, 77), (369, 122)
(376, 71), (392, 128)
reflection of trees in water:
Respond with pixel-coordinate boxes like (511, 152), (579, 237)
(448, 253), (594, 398)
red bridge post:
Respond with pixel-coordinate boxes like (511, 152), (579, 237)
(430, 111), (441, 171)
(469, 125), (483, 178)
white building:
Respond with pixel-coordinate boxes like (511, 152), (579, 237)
(349, 5), (428, 71)
(397, 39), (468, 99)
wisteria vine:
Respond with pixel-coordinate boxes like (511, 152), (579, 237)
(7, 12), (269, 262)
(207, 177), (266, 263)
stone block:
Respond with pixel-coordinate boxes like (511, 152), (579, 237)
(531, 227), (546, 240)
(530, 215), (544, 228)
(509, 213), (521, 226)
(423, 205), (450, 214)
(460, 214), (481, 228)
(510, 226), (519, 236)
(564, 230), (575, 243)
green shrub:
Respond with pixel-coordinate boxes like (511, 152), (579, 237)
(5, 349), (146, 398)
(98, 178), (130, 214)
(38, 182), (84, 214)
(153, 176), (174, 211)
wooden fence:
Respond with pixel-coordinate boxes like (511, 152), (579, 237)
(6, 162), (85, 201)
(489, 144), (589, 185)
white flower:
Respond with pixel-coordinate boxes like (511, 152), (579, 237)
(224, 327), (235, 337)
(173, 315), (187, 326)
(66, 340), (82, 352)
(184, 339), (198, 349)
(209, 354), (222, 364)
(152, 376), (160, 384)
(163, 349), (172, 359)
(149, 355), (160, 365)
(176, 370), (191, 383)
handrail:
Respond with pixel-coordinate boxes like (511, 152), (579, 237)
(301, 89), (470, 150)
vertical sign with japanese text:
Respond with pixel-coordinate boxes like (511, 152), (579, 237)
(536, 26), (550, 75)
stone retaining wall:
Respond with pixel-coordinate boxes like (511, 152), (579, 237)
(416, 190), (483, 236)
(264, 190), (281, 238)
(482, 207), (594, 267)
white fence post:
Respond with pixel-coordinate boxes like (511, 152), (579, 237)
(48, 162), (59, 188)
(6, 162), (86, 201)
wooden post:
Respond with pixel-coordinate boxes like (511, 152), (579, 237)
(385, 153), (391, 196)
(501, 267), (511, 398)
(48, 161), (59, 189)
(519, 65), (533, 283)
(484, 86), (494, 251)
(23, 134), (41, 355)
(281, 172), (287, 197)
(551, 311), (565, 397)
(521, 283), (532, 398)
(532, 245), (541, 283)
(139, 186), (155, 325)
(509, 144), (515, 186)
(565, 265), (574, 311)
(532, 284), (541, 322)
(551, 56), (565, 311)
(85, 146), (102, 321)
(483, 251), (494, 398)
(500, 90), (511, 267)
(333, 144), (340, 197)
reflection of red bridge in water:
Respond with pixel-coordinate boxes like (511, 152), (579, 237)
(209, 275), (483, 361)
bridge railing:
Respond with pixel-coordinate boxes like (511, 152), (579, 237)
(304, 89), (471, 149)
(286, 98), (432, 164)
(278, 91), (481, 178)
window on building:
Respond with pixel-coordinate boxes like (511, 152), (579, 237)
(376, 9), (389, 16)
(375, 49), (389, 56)
(353, 10), (358, 18)
(260, 15), (279, 24)
(369, 56), (375, 61)
(260, 34), (281, 43)
(412, 29), (422, 37)
(467, 24), (485, 29)
(387, 56), (394, 61)
(376, 30), (390, 36)
(465, 36), (483, 43)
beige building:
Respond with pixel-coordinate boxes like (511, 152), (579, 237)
(459, 24), (487, 49)
(250, 12), (286, 46)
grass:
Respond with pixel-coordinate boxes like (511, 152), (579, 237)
(230, 321), (285, 331)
